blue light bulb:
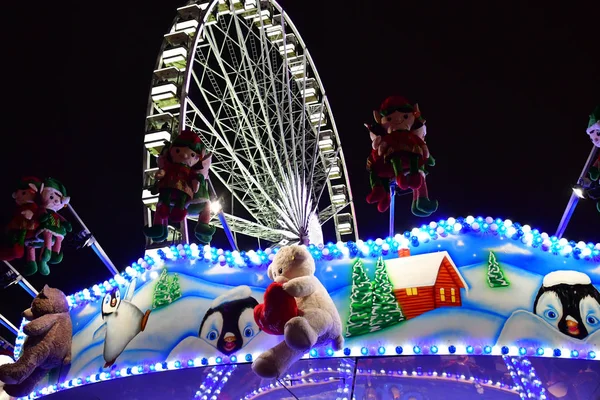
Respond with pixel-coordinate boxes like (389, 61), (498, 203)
(361, 347), (369, 355)
(377, 346), (385, 355)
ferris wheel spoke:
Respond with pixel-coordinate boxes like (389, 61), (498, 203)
(230, 12), (289, 183)
(185, 100), (278, 223)
(202, 28), (283, 193)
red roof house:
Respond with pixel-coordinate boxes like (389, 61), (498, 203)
(385, 249), (468, 320)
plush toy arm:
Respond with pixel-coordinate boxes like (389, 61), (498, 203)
(62, 220), (72, 232)
(427, 155), (436, 167)
(283, 276), (317, 298)
(21, 209), (34, 220)
(23, 314), (60, 336)
(92, 323), (107, 340)
(192, 179), (200, 193)
(155, 169), (166, 180)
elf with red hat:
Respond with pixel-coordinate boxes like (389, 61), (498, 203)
(144, 129), (215, 243)
(0, 177), (42, 261)
(365, 96), (438, 217)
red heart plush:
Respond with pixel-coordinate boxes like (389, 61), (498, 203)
(254, 282), (300, 335)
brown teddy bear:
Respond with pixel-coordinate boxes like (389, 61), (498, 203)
(252, 245), (344, 378)
(0, 285), (72, 398)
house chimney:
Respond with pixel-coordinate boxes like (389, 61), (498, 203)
(398, 248), (411, 258)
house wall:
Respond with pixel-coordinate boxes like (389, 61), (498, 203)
(433, 258), (462, 307)
(393, 286), (435, 319)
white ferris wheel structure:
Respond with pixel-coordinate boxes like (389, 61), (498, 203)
(142, 0), (358, 249)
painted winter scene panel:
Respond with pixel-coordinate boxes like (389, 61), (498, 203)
(30, 226), (600, 388)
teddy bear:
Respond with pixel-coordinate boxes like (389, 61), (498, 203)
(252, 245), (344, 379)
(0, 285), (72, 398)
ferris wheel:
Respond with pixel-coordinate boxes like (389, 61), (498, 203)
(142, 0), (358, 248)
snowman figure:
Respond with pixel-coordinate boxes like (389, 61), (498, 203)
(533, 270), (600, 340)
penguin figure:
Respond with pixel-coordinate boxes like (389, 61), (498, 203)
(199, 286), (260, 355)
(93, 277), (152, 367)
(533, 270), (600, 340)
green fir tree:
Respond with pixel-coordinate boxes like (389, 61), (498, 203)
(370, 256), (405, 332)
(486, 251), (510, 288)
(345, 258), (373, 337)
(152, 269), (182, 308)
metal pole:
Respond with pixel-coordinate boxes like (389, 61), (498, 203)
(2, 261), (37, 297)
(389, 181), (396, 238)
(0, 334), (14, 351)
(66, 204), (119, 276)
(556, 146), (599, 238)
(0, 314), (17, 336)
(208, 179), (238, 251)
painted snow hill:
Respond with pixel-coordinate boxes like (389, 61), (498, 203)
(15, 216), (600, 396)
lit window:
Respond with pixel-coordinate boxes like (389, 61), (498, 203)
(451, 288), (456, 303)
(406, 287), (418, 296)
(440, 288), (445, 302)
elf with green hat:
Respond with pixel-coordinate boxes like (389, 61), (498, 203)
(586, 105), (600, 213)
(144, 129), (215, 244)
(24, 177), (72, 276)
(0, 177), (42, 261)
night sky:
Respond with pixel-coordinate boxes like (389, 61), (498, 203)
(1, 1), (598, 341)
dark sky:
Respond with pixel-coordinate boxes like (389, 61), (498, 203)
(1, 1), (598, 340)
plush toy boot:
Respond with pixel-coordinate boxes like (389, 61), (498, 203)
(366, 185), (386, 204)
(143, 204), (169, 239)
(377, 193), (391, 213)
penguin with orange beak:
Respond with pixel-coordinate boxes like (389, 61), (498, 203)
(534, 270), (600, 340)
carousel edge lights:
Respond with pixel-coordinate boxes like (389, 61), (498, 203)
(11, 215), (600, 399)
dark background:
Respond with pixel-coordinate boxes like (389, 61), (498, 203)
(1, 0), (598, 342)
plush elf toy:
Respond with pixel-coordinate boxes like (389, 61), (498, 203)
(586, 105), (600, 213)
(186, 151), (217, 245)
(144, 130), (212, 243)
(0, 177), (42, 261)
(365, 96), (438, 217)
(24, 178), (72, 276)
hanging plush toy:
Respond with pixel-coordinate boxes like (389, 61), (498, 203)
(144, 130), (211, 243)
(25, 178), (72, 276)
(0, 177), (42, 262)
(365, 96), (438, 217)
(187, 150), (217, 245)
(586, 105), (600, 213)
(252, 246), (344, 379)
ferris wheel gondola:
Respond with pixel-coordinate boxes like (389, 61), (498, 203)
(142, 0), (358, 248)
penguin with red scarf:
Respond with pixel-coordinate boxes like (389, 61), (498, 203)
(586, 105), (600, 213)
(365, 96), (438, 217)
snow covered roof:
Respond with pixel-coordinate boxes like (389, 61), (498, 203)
(209, 285), (252, 308)
(385, 251), (468, 292)
(542, 270), (592, 287)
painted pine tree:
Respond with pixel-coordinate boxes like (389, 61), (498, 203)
(370, 256), (405, 332)
(486, 251), (510, 288)
(345, 258), (373, 337)
(152, 269), (182, 308)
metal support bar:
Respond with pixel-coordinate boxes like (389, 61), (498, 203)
(389, 181), (396, 238)
(2, 261), (37, 298)
(0, 334), (14, 350)
(208, 179), (238, 250)
(0, 313), (18, 336)
(67, 204), (119, 276)
(556, 145), (599, 238)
